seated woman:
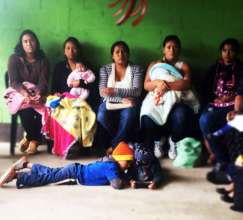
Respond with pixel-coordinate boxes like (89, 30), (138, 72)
(199, 38), (243, 184)
(48, 37), (96, 159)
(51, 36), (95, 100)
(97, 41), (143, 153)
(8, 29), (49, 154)
(140, 35), (199, 159)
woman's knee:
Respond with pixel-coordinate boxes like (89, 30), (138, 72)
(170, 104), (192, 122)
(120, 107), (138, 122)
(141, 115), (154, 128)
(97, 103), (108, 123)
(199, 111), (212, 132)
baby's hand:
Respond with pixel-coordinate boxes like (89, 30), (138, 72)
(153, 88), (161, 105)
(101, 87), (114, 96)
(70, 80), (80, 88)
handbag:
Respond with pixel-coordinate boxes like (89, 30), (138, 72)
(106, 101), (133, 110)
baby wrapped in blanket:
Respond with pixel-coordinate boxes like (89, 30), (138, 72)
(67, 64), (95, 100)
(140, 63), (199, 126)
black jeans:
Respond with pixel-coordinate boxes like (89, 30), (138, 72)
(18, 108), (42, 142)
(140, 103), (195, 149)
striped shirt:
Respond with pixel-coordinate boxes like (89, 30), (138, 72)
(99, 63), (144, 103)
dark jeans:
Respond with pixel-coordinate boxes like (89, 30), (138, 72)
(140, 103), (195, 149)
(17, 163), (83, 188)
(199, 104), (233, 165)
(97, 102), (139, 148)
(18, 108), (42, 142)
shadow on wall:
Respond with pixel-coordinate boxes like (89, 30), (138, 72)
(132, 47), (158, 70)
(184, 43), (220, 110)
(80, 42), (107, 112)
(81, 42), (107, 73)
(46, 42), (63, 69)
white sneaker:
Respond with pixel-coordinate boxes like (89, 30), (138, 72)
(154, 137), (166, 159)
(168, 136), (177, 160)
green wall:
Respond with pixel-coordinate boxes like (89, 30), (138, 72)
(0, 0), (243, 122)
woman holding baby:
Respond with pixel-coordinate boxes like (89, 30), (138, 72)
(50, 37), (96, 159)
(140, 35), (199, 159)
(51, 36), (95, 97)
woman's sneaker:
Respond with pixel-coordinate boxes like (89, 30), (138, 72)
(19, 137), (29, 152)
(168, 136), (177, 160)
(154, 137), (166, 159)
(26, 140), (39, 155)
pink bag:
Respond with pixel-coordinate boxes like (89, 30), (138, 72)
(3, 87), (26, 114)
(3, 82), (41, 114)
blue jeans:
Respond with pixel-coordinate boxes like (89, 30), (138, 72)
(97, 102), (139, 148)
(16, 163), (83, 188)
(199, 104), (233, 164)
(141, 103), (195, 149)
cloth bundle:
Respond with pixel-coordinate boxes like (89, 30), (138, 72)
(3, 82), (43, 114)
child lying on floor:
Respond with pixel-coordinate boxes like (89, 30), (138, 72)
(0, 142), (133, 190)
(130, 143), (163, 190)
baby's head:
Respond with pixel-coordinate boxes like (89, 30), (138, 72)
(75, 63), (85, 72)
(134, 143), (155, 167)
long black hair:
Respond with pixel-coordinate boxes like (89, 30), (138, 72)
(63, 36), (82, 62)
(219, 38), (240, 54)
(14, 29), (45, 59)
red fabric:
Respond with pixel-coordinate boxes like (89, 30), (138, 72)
(42, 109), (77, 158)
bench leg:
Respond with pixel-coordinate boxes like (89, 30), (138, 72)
(10, 114), (18, 155)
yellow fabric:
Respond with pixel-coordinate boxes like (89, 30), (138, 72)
(50, 96), (96, 147)
(112, 155), (134, 161)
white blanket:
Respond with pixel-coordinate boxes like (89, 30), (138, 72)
(140, 63), (199, 126)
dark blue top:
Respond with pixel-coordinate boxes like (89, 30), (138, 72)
(80, 161), (121, 186)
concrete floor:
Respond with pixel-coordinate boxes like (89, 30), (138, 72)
(0, 143), (242, 220)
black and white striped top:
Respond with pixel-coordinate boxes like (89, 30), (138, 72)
(99, 63), (144, 103)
